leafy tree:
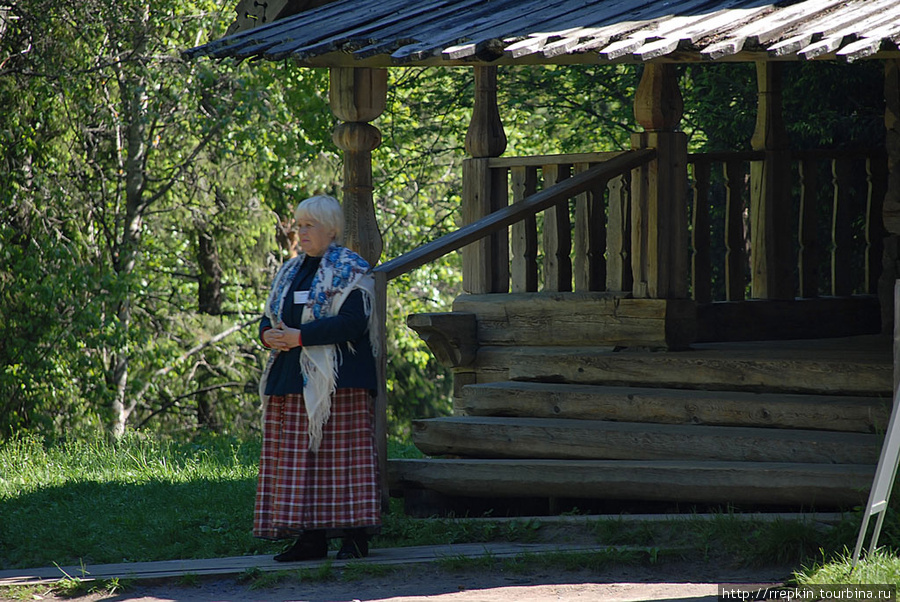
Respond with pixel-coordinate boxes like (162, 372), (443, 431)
(0, 1), (885, 443)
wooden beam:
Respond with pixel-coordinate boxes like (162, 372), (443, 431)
(460, 381), (891, 434)
(697, 297), (881, 342)
(452, 292), (696, 350)
(373, 269), (389, 511)
(412, 416), (882, 464)
(475, 338), (892, 397)
(389, 458), (872, 506)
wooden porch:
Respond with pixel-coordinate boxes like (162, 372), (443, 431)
(382, 136), (892, 515)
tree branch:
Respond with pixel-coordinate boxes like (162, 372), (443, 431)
(133, 314), (261, 402)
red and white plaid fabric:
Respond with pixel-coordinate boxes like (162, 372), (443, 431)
(253, 388), (381, 539)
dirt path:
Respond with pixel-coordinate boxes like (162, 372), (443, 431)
(5, 557), (792, 602)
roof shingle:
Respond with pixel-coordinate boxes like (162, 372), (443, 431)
(184, 0), (900, 65)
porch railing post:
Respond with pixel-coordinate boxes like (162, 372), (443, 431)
(462, 66), (508, 294)
(329, 66), (390, 508)
(631, 63), (689, 299)
(749, 61), (793, 300)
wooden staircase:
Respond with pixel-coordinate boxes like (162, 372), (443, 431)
(388, 295), (893, 516)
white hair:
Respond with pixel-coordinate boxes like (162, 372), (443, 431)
(294, 194), (344, 243)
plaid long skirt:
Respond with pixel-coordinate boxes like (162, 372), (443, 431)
(253, 388), (381, 539)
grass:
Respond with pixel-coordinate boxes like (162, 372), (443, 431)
(0, 431), (278, 568)
(5, 430), (900, 591)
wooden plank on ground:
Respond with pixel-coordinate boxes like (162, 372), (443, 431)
(411, 416), (882, 464)
(389, 458), (873, 507)
(0, 542), (605, 586)
(459, 382), (892, 434)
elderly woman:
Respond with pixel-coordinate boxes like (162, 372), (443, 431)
(256, 194), (380, 562)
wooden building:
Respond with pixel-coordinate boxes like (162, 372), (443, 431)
(187, 0), (900, 513)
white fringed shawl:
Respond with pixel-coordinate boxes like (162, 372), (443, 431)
(260, 243), (378, 452)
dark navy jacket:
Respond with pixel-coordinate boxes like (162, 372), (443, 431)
(260, 255), (377, 396)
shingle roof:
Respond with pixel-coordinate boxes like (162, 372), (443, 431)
(185, 0), (900, 66)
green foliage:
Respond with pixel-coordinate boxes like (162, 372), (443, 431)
(500, 64), (639, 154)
(682, 61), (884, 152)
(0, 0), (888, 442)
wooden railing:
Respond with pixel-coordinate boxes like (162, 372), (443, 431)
(482, 152), (637, 294)
(374, 149), (656, 285)
(689, 148), (887, 303)
(369, 148), (657, 498)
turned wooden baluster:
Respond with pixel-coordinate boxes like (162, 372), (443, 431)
(867, 153), (887, 295)
(691, 159), (712, 303)
(724, 159), (747, 302)
(510, 165), (539, 292)
(797, 158), (820, 299)
(574, 162), (607, 292)
(542, 163), (573, 292)
(831, 157), (854, 297)
(606, 173), (632, 293)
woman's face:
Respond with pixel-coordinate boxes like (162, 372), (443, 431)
(295, 216), (336, 257)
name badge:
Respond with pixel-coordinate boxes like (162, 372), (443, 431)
(294, 291), (310, 304)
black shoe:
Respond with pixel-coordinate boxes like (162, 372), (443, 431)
(336, 533), (368, 560)
(274, 531), (327, 562)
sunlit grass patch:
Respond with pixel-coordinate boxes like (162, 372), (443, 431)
(796, 548), (900, 586)
(0, 431), (277, 569)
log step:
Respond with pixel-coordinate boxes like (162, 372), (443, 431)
(388, 458), (873, 508)
(458, 382), (892, 433)
(412, 416), (882, 464)
(475, 337), (892, 396)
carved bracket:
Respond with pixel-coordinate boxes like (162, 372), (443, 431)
(407, 312), (478, 368)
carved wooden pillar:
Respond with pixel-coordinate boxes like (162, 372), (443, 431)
(330, 67), (387, 266)
(880, 59), (900, 334)
(630, 63), (689, 299)
(750, 61), (793, 300)
(462, 66), (508, 293)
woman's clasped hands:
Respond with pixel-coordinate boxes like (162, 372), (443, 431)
(263, 322), (302, 351)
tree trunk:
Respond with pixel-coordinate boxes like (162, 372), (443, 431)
(108, 5), (150, 439)
(197, 220), (224, 315)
